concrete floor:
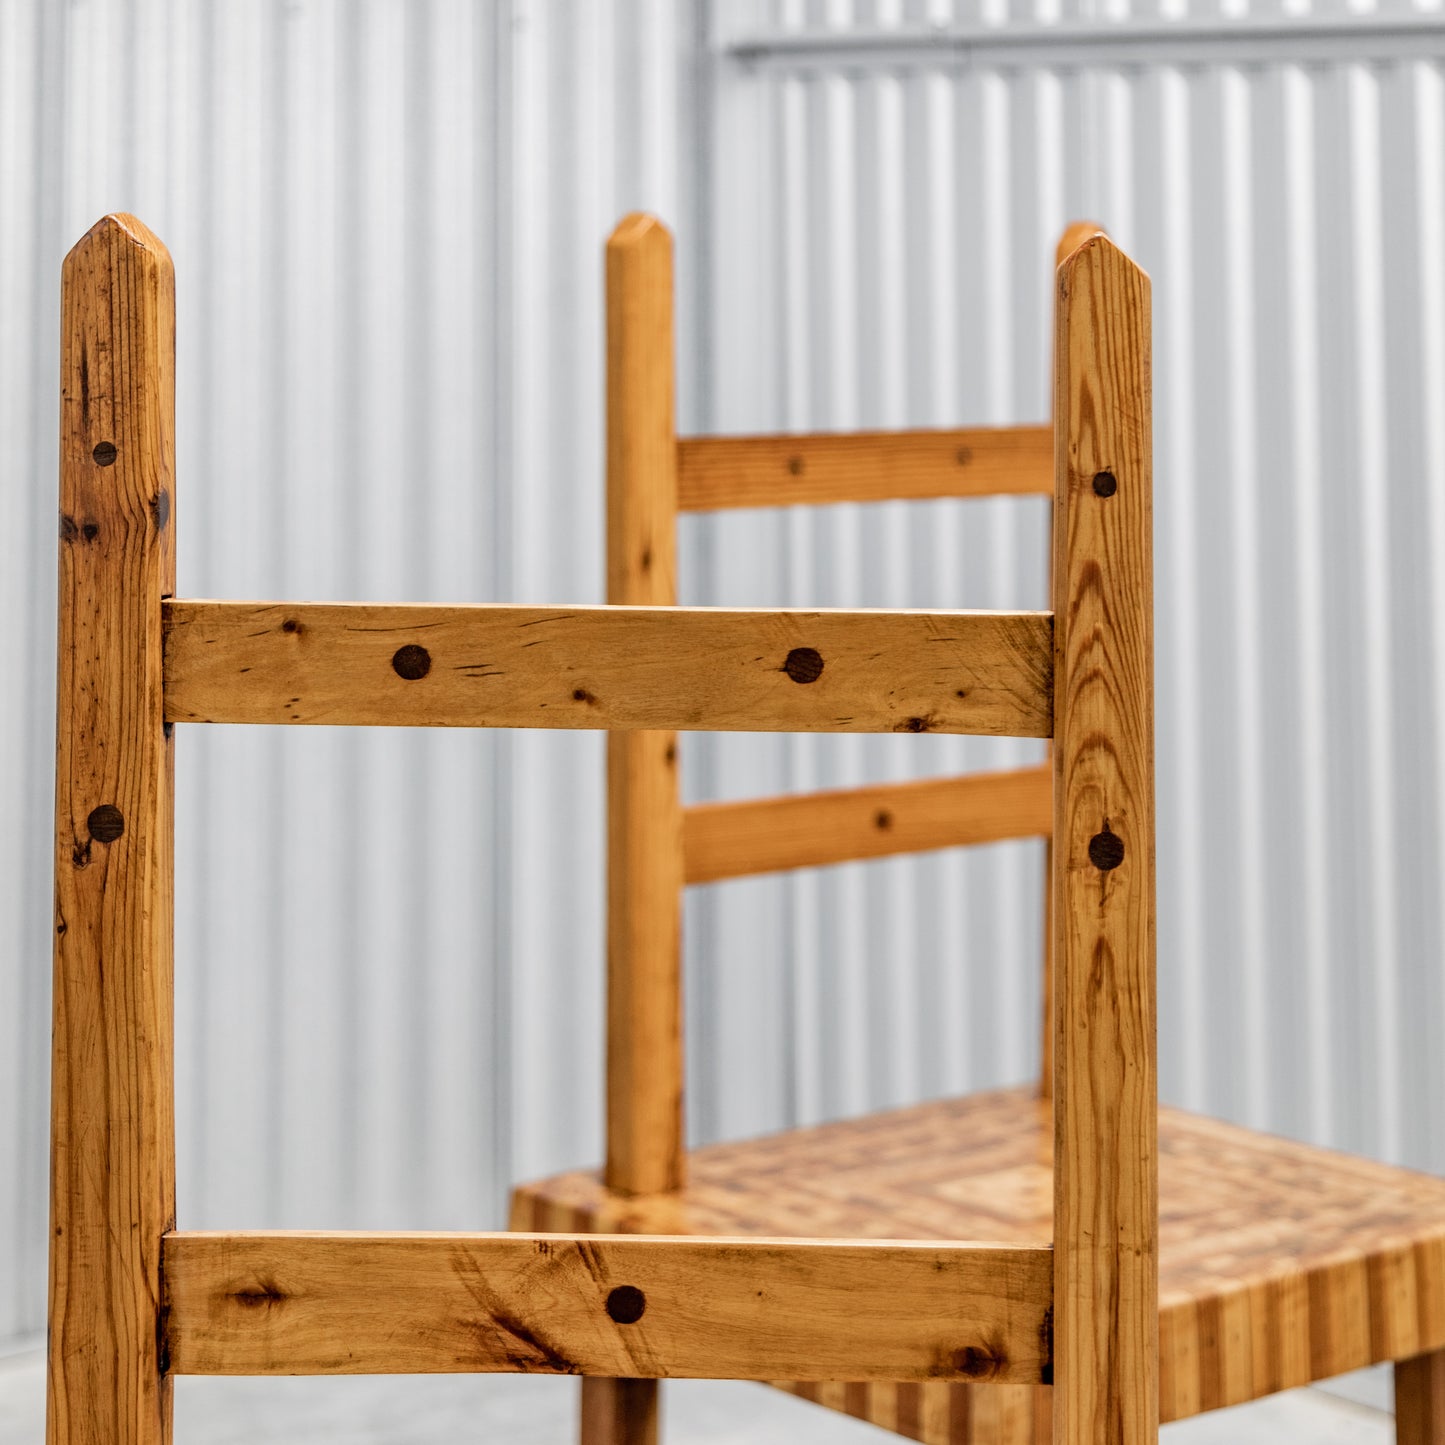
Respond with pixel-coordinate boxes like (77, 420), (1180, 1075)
(0, 1348), (1396, 1444)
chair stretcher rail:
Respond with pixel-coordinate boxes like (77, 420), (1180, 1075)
(676, 425), (1054, 510)
(161, 1230), (1053, 1381)
(161, 600), (1053, 736)
(684, 762), (1053, 882)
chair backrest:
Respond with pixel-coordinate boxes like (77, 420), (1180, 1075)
(601, 213), (1107, 1200)
(48, 212), (1155, 1445)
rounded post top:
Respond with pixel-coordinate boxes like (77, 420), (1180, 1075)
(1055, 220), (1107, 270)
(1056, 228), (1150, 290)
(63, 212), (173, 275)
(608, 212), (672, 251)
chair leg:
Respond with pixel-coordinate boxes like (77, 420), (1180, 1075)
(581, 1378), (658, 1445)
(1397, 1350), (1445, 1445)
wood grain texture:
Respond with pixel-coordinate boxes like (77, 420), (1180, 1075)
(161, 1231), (1052, 1383)
(513, 1087), (1445, 1435)
(1040, 224), (1103, 1102)
(581, 1378), (659, 1445)
(1051, 235), (1157, 1445)
(596, 210), (680, 1445)
(604, 213), (684, 1202)
(1055, 222), (1106, 270)
(49, 215), (177, 1445)
(676, 426), (1054, 511)
(162, 600), (1054, 737)
(682, 764), (1052, 883)
(1397, 1349), (1445, 1445)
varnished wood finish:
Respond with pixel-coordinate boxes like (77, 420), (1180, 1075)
(581, 1378), (659, 1445)
(512, 1087), (1445, 1435)
(682, 764), (1051, 883)
(1039, 224), (1103, 1102)
(676, 426), (1054, 511)
(1397, 1350), (1445, 1445)
(598, 213), (681, 1445)
(1051, 236), (1157, 1445)
(49, 216), (177, 1445)
(1054, 222), (1106, 270)
(162, 1230), (1053, 1382)
(605, 215), (685, 1201)
(162, 600), (1055, 737)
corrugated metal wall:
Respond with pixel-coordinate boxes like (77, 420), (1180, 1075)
(0, 0), (704, 1346)
(4, 0), (1445, 1348)
(701, 3), (1445, 1170)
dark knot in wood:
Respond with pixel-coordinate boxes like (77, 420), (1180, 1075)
(787, 456), (804, 476)
(87, 805), (125, 844)
(956, 446), (973, 465)
(91, 441), (117, 467)
(1088, 823), (1125, 871)
(782, 647), (824, 684)
(953, 1342), (1006, 1380)
(874, 809), (893, 830)
(605, 1285), (646, 1324)
(1092, 469), (1117, 498)
(392, 644), (431, 680)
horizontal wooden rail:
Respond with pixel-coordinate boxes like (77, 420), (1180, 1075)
(676, 425), (1053, 511)
(683, 763), (1053, 883)
(162, 1231), (1052, 1381)
(162, 601), (1053, 737)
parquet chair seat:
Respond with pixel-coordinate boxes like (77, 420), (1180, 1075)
(515, 1086), (1445, 1440)
(509, 214), (1445, 1445)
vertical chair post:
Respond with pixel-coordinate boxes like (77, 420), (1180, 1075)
(603, 212), (684, 1199)
(1050, 236), (1157, 1445)
(48, 216), (177, 1445)
(1397, 1350), (1445, 1445)
(1041, 221), (1107, 1103)
(584, 214), (683, 1445)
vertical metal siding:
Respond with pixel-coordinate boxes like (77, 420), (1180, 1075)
(706, 12), (1445, 1179)
(4, 0), (1445, 1351)
(0, 0), (701, 1343)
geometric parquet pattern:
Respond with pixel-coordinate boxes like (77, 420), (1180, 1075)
(513, 1087), (1445, 1442)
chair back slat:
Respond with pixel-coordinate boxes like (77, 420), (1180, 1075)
(683, 764), (1051, 884)
(162, 600), (1054, 737)
(677, 424), (1052, 512)
(163, 1230), (1053, 1383)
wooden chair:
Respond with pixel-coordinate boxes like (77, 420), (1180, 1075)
(510, 214), (1445, 1445)
(50, 210), (1143, 1445)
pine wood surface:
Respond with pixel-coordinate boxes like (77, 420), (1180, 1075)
(161, 600), (1053, 736)
(604, 213), (685, 1202)
(161, 1230), (1051, 1383)
(1050, 235), (1157, 1445)
(1037, 223), (1102, 1108)
(682, 764), (1052, 883)
(581, 1377), (660, 1445)
(49, 215), (177, 1445)
(675, 426), (1053, 511)
(512, 1086), (1445, 1437)
(1396, 1349), (1445, 1445)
